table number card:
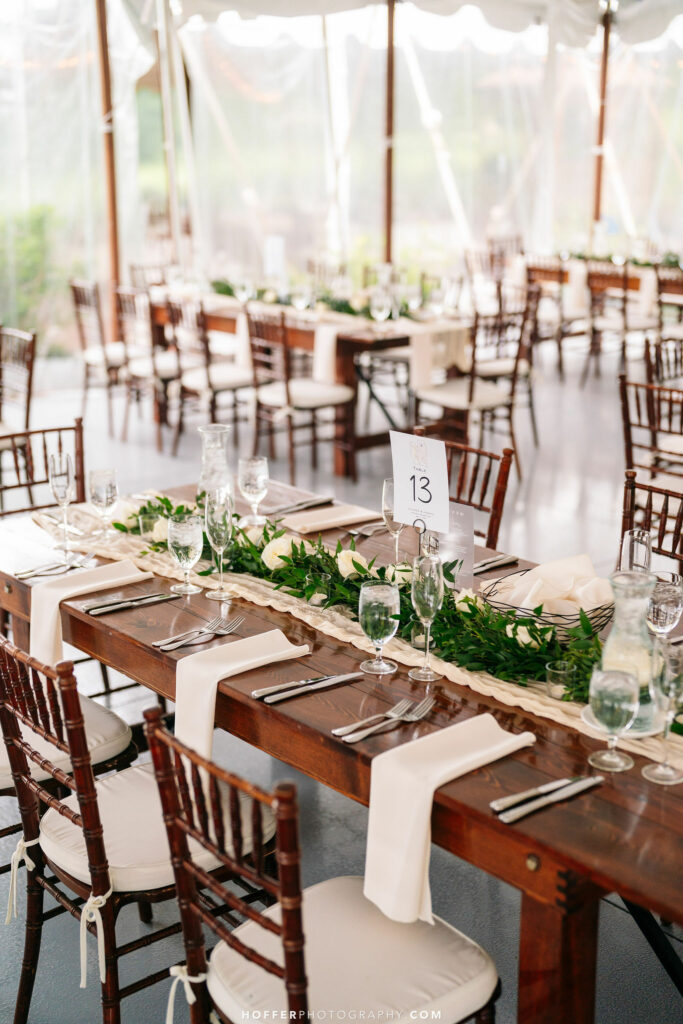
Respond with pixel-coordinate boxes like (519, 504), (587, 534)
(389, 430), (450, 535)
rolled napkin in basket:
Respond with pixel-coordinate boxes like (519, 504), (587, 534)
(30, 560), (154, 665)
(364, 714), (535, 924)
(174, 629), (310, 758)
(488, 554), (613, 618)
(282, 503), (379, 535)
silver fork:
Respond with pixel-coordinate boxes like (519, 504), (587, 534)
(158, 615), (244, 652)
(16, 553), (95, 580)
(332, 698), (413, 737)
(341, 696), (435, 744)
(152, 614), (226, 648)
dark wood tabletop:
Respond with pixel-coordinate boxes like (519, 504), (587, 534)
(1, 479), (682, 1024)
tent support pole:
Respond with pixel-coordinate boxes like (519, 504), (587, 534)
(94, 0), (120, 342)
(156, 0), (182, 267)
(592, 5), (612, 233)
(384, 0), (395, 264)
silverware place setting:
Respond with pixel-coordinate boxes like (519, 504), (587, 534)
(332, 697), (413, 737)
(15, 552), (96, 580)
(340, 695), (435, 743)
(259, 671), (364, 704)
(153, 613), (245, 652)
(85, 592), (180, 616)
(490, 775), (604, 824)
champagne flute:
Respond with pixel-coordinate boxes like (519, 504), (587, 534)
(382, 478), (403, 565)
(48, 453), (76, 564)
(620, 529), (652, 572)
(238, 457), (268, 527)
(168, 513), (204, 595)
(205, 487), (233, 602)
(358, 580), (400, 675)
(409, 555), (444, 682)
(89, 469), (118, 539)
(587, 667), (639, 772)
(642, 640), (683, 785)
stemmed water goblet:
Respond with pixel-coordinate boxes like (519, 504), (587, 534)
(205, 487), (233, 602)
(168, 513), (204, 596)
(620, 529), (652, 572)
(587, 667), (640, 772)
(370, 288), (391, 332)
(382, 478), (404, 565)
(641, 640), (683, 785)
(646, 572), (683, 641)
(358, 579), (400, 675)
(409, 555), (444, 682)
(48, 453), (76, 564)
(238, 457), (268, 526)
(89, 469), (118, 540)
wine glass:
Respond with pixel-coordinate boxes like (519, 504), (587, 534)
(290, 283), (312, 311)
(89, 469), (118, 540)
(646, 572), (683, 640)
(370, 288), (391, 331)
(587, 667), (639, 772)
(358, 579), (400, 675)
(48, 453), (76, 564)
(205, 487), (233, 602)
(409, 555), (444, 682)
(620, 529), (652, 572)
(238, 457), (269, 526)
(382, 478), (403, 565)
(168, 513), (204, 595)
(642, 641), (683, 785)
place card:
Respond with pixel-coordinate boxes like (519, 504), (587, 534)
(389, 430), (450, 535)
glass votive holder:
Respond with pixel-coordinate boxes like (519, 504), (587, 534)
(545, 660), (577, 700)
(138, 513), (159, 542)
(411, 622), (435, 650)
(306, 572), (331, 608)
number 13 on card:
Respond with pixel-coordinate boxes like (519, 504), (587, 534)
(389, 431), (450, 534)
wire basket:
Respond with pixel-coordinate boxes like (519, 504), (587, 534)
(480, 569), (614, 643)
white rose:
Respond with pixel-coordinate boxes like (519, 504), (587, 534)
(238, 525), (264, 547)
(113, 500), (139, 524)
(261, 534), (295, 571)
(152, 517), (169, 542)
(386, 562), (412, 585)
(454, 588), (482, 613)
(505, 622), (552, 649)
(337, 548), (368, 579)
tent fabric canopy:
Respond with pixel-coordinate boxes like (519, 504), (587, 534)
(167, 0), (683, 46)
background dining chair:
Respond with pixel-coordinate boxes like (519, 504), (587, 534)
(129, 263), (167, 289)
(0, 419), (85, 518)
(0, 327), (37, 509)
(70, 280), (127, 437)
(621, 468), (683, 569)
(644, 334), (683, 389)
(0, 641), (274, 1024)
(582, 261), (658, 384)
(655, 264), (683, 343)
(246, 308), (356, 485)
(413, 426), (513, 550)
(144, 706), (500, 1024)
(115, 286), (156, 443)
(619, 375), (683, 487)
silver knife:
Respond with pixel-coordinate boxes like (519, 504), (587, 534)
(264, 671), (363, 705)
(266, 495), (335, 518)
(490, 776), (581, 813)
(41, 514), (86, 537)
(87, 593), (179, 616)
(498, 776), (604, 825)
(252, 674), (337, 699)
(473, 554), (519, 575)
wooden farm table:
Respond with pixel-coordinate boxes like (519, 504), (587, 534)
(150, 297), (410, 478)
(2, 482), (683, 1024)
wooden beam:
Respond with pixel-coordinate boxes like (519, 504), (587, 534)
(94, 0), (120, 343)
(384, 0), (395, 264)
(592, 7), (612, 227)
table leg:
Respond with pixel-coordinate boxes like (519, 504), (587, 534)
(11, 615), (30, 651)
(518, 891), (598, 1024)
(334, 339), (358, 478)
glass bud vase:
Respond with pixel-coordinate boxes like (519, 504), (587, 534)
(601, 570), (656, 732)
(197, 424), (231, 501)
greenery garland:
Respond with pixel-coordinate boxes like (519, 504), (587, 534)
(115, 495), (603, 705)
(210, 279), (416, 321)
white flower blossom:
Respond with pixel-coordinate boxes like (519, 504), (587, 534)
(261, 534), (296, 571)
(454, 588), (482, 613)
(505, 622), (552, 649)
(336, 548), (368, 579)
(151, 517), (169, 543)
(113, 500), (139, 525)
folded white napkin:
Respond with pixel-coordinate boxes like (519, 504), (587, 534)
(364, 714), (535, 924)
(30, 560), (153, 665)
(282, 504), (379, 535)
(312, 322), (339, 384)
(174, 629), (310, 758)
(490, 554), (613, 618)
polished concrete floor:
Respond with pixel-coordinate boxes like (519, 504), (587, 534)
(1, 341), (682, 1023)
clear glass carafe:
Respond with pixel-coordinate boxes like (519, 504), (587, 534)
(197, 424), (231, 500)
(601, 570), (656, 732)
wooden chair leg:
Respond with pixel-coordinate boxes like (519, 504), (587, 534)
(99, 663), (111, 694)
(556, 328), (565, 379)
(13, 873), (45, 1024)
(527, 380), (539, 446)
(99, 904), (122, 1024)
(137, 900), (153, 924)
(311, 414), (318, 470)
(286, 418), (296, 487)
(172, 392), (184, 457)
(508, 411), (522, 481)
(121, 384), (131, 442)
(346, 403), (357, 483)
(231, 391), (239, 446)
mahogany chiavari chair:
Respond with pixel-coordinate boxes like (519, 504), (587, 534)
(0, 641), (273, 1024)
(115, 286), (160, 443)
(0, 419), (85, 518)
(0, 327), (37, 510)
(487, 233), (524, 283)
(70, 280), (127, 437)
(164, 299), (209, 456)
(619, 375), (683, 486)
(621, 469), (683, 570)
(644, 334), (683, 388)
(144, 706), (500, 1024)
(246, 308), (356, 485)
(582, 261), (657, 385)
(129, 263), (167, 289)
(413, 426), (513, 550)
(655, 265), (683, 342)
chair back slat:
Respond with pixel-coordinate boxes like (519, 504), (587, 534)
(622, 470), (683, 567)
(0, 420), (85, 517)
(144, 707), (308, 1014)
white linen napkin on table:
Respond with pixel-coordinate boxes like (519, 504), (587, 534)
(282, 504), (379, 535)
(364, 714), (535, 924)
(313, 322), (339, 384)
(30, 560), (153, 665)
(489, 553), (613, 617)
(174, 629), (310, 758)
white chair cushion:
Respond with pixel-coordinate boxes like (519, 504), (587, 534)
(257, 379), (354, 409)
(475, 357), (530, 378)
(416, 377), (508, 411)
(128, 350), (202, 381)
(182, 363), (253, 394)
(0, 694), (131, 790)
(207, 876), (497, 1020)
(209, 332), (240, 359)
(661, 323), (683, 342)
(39, 761), (275, 893)
(84, 342), (127, 368)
